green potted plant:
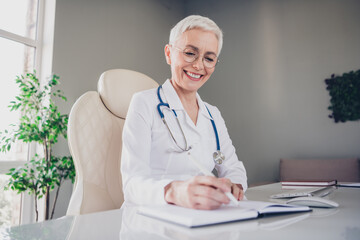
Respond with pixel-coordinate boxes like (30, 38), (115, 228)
(325, 69), (360, 123)
(0, 72), (75, 221)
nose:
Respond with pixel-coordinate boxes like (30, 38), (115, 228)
(192, 56), (205, 70)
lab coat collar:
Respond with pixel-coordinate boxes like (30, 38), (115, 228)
(196, 93), (213, 121)
(161, 79), (213, 121)
(162, 79), (183, 110)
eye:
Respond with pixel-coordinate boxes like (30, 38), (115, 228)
(205, 56), (215, 62)
(184, 51), (196, 57)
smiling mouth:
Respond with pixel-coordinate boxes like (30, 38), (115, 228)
(184, 70), (203, 80)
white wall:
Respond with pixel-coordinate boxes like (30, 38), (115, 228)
(51, 0), (185, 218)
(51, 0), (360, 217)
(185, 0), (360, 184)
(53, 0), (185, 108)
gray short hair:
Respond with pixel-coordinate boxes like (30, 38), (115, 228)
(169, 15), (223, 56)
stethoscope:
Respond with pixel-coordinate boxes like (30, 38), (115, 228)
(156, 85), (225, 165)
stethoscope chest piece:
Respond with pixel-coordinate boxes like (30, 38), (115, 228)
(213, 150), (225, 165)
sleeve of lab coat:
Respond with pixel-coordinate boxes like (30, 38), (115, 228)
(210, 106), (248, 191)
(121, 92), (173, 205)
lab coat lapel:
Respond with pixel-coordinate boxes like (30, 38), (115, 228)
(161, 80), (213, 132)
(161, 80), (199, 139)
(161, 79), (183, 111)
(196, 93), (213, 122)
(160, 80), (190, 150)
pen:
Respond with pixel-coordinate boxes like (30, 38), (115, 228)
(187, 152), (239, 206)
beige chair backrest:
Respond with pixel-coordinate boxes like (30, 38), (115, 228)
(280, 158), (360, 182)
(66, 69), (158, 216)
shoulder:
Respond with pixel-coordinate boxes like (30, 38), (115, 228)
(132, 87), (158, 101)
(130, 87), (158, 108)
(128, 86), (160, 119)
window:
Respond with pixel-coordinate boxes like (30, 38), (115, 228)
(0, 0), (56, 226)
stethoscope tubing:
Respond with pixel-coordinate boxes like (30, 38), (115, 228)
(156, 85), (220, 152)
(204, 106), (220, 151)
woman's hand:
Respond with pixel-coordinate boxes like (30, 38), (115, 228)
(164, 176), (242, 210)
(231, 183), (244, 201)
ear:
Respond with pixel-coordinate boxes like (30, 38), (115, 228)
(164, 44), (171, 65)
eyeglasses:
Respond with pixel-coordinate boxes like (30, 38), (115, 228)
(172, 45), (219, 69)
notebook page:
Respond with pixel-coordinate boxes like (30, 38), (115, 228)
(138, 204), (258, 227)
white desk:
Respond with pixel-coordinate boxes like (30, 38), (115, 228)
(1, 183), (359, 240)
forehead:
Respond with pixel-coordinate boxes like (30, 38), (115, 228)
(176, 28), (218, 54)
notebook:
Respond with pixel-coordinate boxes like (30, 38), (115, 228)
(121, 205), (311, 240)
(137, 200), (311, 228)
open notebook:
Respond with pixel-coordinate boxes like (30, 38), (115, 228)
(138, 200), (311, 228)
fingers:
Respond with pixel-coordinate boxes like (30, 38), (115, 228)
(165, 177), (230, 209)
(193, 177), (245, 202)
(191, 175), (232, 194)
(164, 177), (245, 210)
(191, 195), (223, 210)
(231, 183), (244, 201)
(193, 184), (229, 204)
(186, 176), (232, 208)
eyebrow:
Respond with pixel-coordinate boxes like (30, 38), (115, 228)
(185, 44), (217, 56)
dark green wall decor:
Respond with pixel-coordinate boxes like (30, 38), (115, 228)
(325, 69), (360, 123)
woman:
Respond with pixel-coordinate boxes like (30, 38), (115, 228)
(121, 15), (247, 210)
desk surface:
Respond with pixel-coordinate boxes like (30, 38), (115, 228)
(1, 183), (359, 240)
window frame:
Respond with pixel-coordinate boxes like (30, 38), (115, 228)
(0, 0), (56, 224)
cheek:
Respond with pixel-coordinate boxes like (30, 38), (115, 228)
(171, 64), (181, 77)
(204, 69), (214, 79)
(172, 62), (186, 76)
(209, 67), (216, 76)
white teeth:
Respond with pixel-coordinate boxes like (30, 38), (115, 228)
(186, 72), (201, 79)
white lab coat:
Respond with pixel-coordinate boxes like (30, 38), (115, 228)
(121, 79), (247, 205)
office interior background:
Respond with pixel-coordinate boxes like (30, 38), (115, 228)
(2, 0), (360, 220)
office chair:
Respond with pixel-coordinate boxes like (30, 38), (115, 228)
(280, 158), (360, 182)
(66, 69), (158, 215)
